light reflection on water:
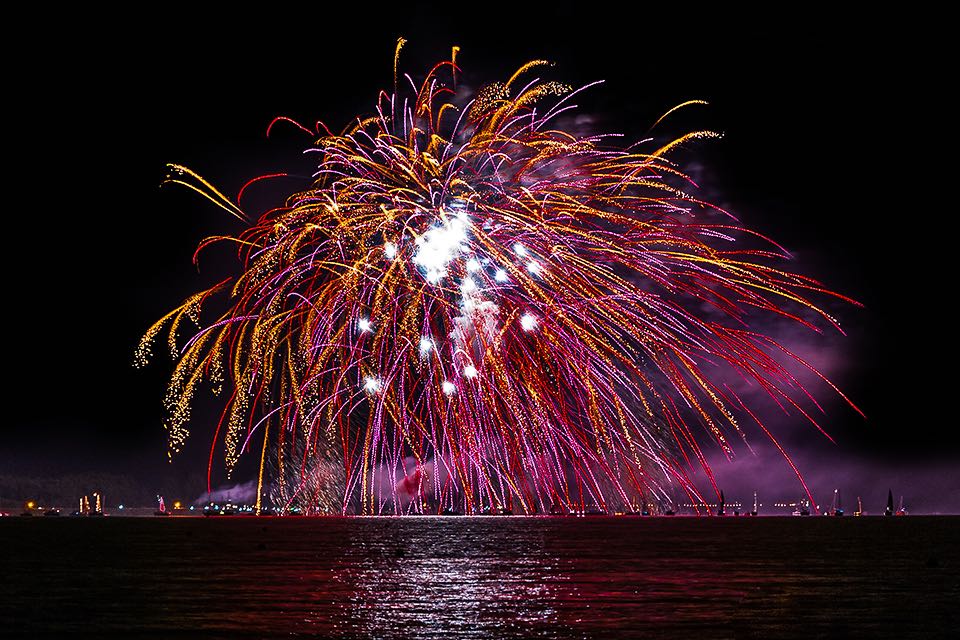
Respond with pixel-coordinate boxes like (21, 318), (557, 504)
(2, 516), (957, 638)
(331, 518), (574, 636)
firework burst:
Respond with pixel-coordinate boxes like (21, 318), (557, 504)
(138, 42), (860, 515)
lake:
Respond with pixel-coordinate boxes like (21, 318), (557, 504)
(2, 516), (957, 638)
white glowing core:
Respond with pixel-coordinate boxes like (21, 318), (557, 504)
(495, 269), (508, 282)
(413, 214), (469, 284)
(363, 376), (380, 393)
(463, 365), (478, 378)
(384, 242), (397, 259)
(442, 381), (456, 395)
(358, 318), (373, 333)
(520, 313), (537, 331)
(419, 337), (433, 354)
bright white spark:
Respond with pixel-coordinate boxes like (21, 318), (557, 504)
(463, 364), (478, 378)
(526, 260), (541, 275)
(413, 214), (469, 284)
(495, 269), (508, 282)
(363, 376), (380, 393)
(384, 242), (397, 259)
(442, 380), (456, 395)
(419, 337), (433, 354)
(466, 258), (481, 272)
(520, 313), (537, 331)
(513, 243), (527, 257)
(358, 317), (373, 333)
(461, 277), (477, 294)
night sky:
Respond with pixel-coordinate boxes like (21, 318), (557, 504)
(6, 7), (954, 511)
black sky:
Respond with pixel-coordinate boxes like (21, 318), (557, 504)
(5, 6), (954, 509)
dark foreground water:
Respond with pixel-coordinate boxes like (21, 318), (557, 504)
(2, 517), (958, 638)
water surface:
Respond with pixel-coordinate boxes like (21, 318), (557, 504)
(2, 516), (957, 638)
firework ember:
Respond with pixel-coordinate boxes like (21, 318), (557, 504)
(137, 43), (860, 515)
